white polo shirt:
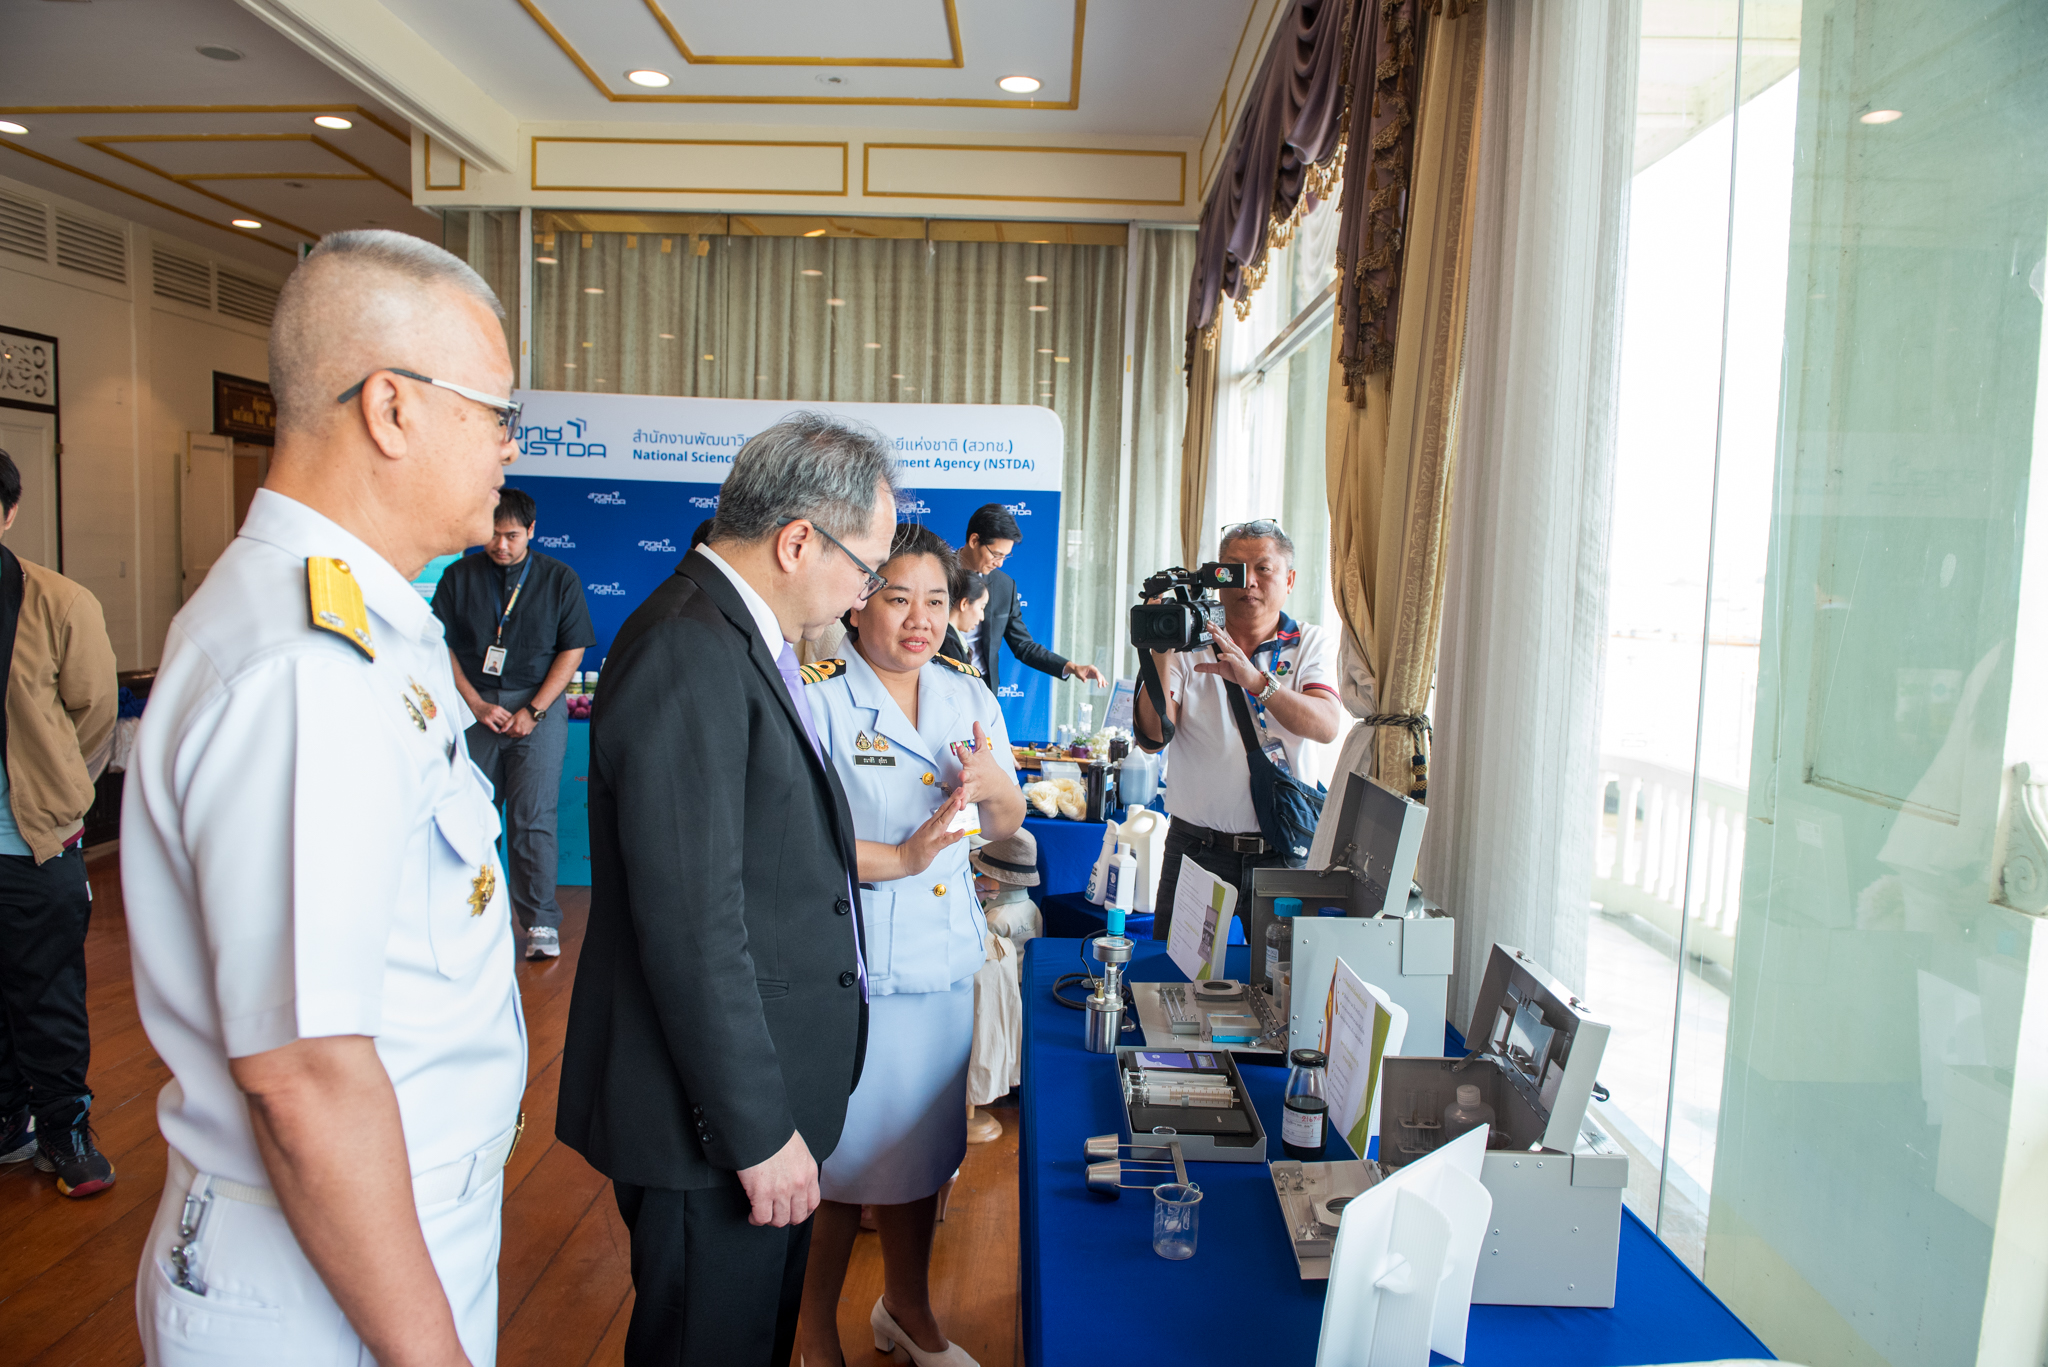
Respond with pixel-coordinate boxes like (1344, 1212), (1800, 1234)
(122, 490), (526, 1188)
(1159, 615), (1338, 835)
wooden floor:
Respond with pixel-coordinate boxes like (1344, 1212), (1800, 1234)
(0, 848), (1021, 1366)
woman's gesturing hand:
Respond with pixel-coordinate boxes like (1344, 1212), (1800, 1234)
(894, 787), (969, 877)
(951, 721), (1008, 805)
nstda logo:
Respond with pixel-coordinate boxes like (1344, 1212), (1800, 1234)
(519, 417), (607, 460)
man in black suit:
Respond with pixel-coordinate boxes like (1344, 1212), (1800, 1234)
(958, 502), (1105, 692)
(558, 411), (899, 1366)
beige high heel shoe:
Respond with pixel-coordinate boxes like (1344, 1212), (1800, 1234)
(871, 1297), (979, 1367)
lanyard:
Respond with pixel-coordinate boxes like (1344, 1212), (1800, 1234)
(1245, 634), (1293, 733)
(494, 556), (533, 645)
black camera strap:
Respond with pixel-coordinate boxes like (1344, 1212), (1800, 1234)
(1134, 649), (1176, 748)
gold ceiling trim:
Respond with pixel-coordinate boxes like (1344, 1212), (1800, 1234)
(536, 211), (730, 235)
(641, 0), (964, 67)
(0, 105), (411, 147)
(531, 212), (1125, 244)
(81, 137), (325, 242)
(81, 133), (411, 199)
(1203, 0), (1286, 200)
(0, 139), (295, 256)
(424, 135), (467, 192)
(862, 142), (1186, 207)
(728, 214), (925, 239)
(927, 219), (1126, 245)
(514, 0), (1084, 109)
(530, 137), (850, 196)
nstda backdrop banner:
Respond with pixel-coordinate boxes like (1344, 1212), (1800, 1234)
(503, 391), (1065, 741)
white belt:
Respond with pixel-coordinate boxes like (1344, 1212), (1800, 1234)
(169, 1122), (520, 1212)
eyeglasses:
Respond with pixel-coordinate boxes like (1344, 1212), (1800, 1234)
(336, 367), (522, 438)
(780, 517), (887, 599)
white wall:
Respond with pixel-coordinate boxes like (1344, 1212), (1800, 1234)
(0, 172), (274, 669)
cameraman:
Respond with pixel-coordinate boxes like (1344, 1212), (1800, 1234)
(1133, 520), (1343, 937)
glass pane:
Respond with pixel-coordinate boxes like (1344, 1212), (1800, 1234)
(1705, 0), (2048, 1362)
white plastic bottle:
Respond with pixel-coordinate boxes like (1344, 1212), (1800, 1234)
(1085, 819), (1122, 904)
(1441, 1084), (1496, 1143)
(1105, 842), (1137, 921)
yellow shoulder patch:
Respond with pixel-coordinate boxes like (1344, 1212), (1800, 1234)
(799, 658), (846, 686)
(306, 556), (375, 660)
(934, 653), (981, 678)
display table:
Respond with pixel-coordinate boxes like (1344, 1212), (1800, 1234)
(1022, 815), (1106, 899)
(1020, 938), (1773, 1366)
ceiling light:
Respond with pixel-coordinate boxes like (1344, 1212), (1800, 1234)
(581, 341), (593, 348)
(0, 122), (27, 137)
(891, 373), (906, 379)
(801, 268), (824, 277)
(864, 342), (881, 349)
(1037, 347), (1054, 354)
(803, 228), (828, 238)
(563, 362), (578, 369)
(1860, 108), (1903, 124)
(627, 69), (672, 88)
(231, 218), (262, 229)
(1025, 274), (1048, 283)
(658, 332), (675, 339)
(535, 255), (557, 264)
(313, 115), (352, 130)
(703, 353), (715, 361)
(998, 75), (1042, 94)
(1028, 304), (1049, 312)
(1054, 356), (1070, 363)
(827, 297), (846, 306)
(583, 286), (604, 294)
(196, 45), (243, 61)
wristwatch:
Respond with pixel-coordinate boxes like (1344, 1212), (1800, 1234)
(1254, 672), (1279, 705)
(526, 702), (549, 721)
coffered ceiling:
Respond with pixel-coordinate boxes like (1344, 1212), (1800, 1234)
(0, 0), (432, 269)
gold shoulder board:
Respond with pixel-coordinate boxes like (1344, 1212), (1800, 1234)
(306, 557), (375, 660)
(799, 659), (846, 685)
(934, 654), (981, 678)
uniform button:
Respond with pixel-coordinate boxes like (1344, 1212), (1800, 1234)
(839, 970), (857, 988)
(834, 898), (851, 916)
(932, 883), (947, 897)
(921, 772), (936, 785)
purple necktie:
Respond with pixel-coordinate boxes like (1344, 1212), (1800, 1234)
(777, 641), (867, 999)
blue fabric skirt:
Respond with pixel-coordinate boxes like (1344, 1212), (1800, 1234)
(819, 976), (974, 1206)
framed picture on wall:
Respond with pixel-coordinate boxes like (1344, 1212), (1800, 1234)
(213, 371), (275, 446)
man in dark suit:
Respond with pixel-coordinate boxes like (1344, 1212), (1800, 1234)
(558, 411), (899, 1366)
(959, 502), (1106, 693)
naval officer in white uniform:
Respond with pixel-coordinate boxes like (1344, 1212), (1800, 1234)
(793, 522), (1025, 1367)
(123, 231), (525, 1367)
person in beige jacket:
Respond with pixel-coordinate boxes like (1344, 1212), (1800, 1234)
(0, 449), (119, 1197)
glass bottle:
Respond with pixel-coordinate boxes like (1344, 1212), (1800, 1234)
(1266, 897), (1301, 990)
(1282, 1048), (1329, 1161)
(1441, 1083), (1496, 1144)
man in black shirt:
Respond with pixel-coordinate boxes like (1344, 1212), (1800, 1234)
(433, 487), (596, 959)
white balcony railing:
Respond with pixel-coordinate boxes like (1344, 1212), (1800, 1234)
(1592, 754), (1746, 971)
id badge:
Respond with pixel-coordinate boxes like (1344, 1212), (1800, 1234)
(482, 645), (507, 677)
(1261, 736), (1293, 777)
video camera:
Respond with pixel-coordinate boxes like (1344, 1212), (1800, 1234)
(1128, 563), (1247, 653)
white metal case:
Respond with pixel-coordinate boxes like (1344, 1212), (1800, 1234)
(1377, 943), (1626, 1307)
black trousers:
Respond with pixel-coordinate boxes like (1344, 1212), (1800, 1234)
(1151, 818), (1286, 942)
(0, 846), (93, 1121)
(613, 1178), (813, 1367)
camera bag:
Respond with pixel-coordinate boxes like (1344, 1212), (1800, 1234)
(1225, 686), (1325, 866)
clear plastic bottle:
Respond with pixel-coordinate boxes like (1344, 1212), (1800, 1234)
(1266, 897), (1301, 990)
(1441, 1083), (1496, 1143)
(1282, 1049), (1329, 1161)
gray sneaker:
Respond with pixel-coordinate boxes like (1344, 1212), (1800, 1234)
(525, 926), (561, 960)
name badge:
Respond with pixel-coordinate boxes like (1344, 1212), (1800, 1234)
(481, 646), (507, 676)
(854, 754), (896, 767)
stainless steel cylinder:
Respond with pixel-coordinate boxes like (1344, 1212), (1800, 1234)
(1084, 990), (1123, 1053)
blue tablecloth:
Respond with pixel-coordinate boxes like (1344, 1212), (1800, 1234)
(1020, 938), (1773, 1366)
(1023, 815), (1107, 899)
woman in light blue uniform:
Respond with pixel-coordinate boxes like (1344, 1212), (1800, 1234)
(795, 523), (1023, 1367)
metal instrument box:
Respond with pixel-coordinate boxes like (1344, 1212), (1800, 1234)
(1378, 943), (1626, 1307)
(1113, 1044), (1268, 1164)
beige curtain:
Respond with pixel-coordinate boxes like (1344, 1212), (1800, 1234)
(441, 209), (522, 365)
(1179, 343), (1218, 569)
(1325, 1), (1487, 799)
(1119, 227), (1199, 679)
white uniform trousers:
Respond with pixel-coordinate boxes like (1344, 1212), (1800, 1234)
(136, 1125), (515, 1365)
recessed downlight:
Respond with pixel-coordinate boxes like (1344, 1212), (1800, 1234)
(864, 342), (881, 349)
(196, 45), (243, 61)
(313, 115), (353, 130)
(827, 297), (846, 306)
(535, 255), (558, 264)
(1860, 108), (1903, 124)
(658, 332), (675, 339)
(1025, 274), (1048, 283)
(0, 122), (26, 136)
(998, 75), (1042, 94)
(800, 268), (824, 277)
(626, 69), (672, 88)
(1027, 304), (1049, 312)
(231, 218), (262, 229)
(583, 286), (604, 295)
(802, 228), (828, 238)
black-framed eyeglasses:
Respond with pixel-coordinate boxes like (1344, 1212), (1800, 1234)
(336, 367), (522, 438)
(780, 517), (887, 599)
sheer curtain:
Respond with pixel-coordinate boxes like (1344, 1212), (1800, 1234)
(1118, 227), (1198, 680)
(519, 227), (1126, 730)
(1417, 0), (1639, 1021)
(441, 209), (521, 364)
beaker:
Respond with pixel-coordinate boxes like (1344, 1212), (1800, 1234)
(1151, 1182), (1202, 1260)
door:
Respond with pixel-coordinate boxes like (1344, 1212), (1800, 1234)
(0, 408), (58, 569)
(181, 431), (233, 599)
